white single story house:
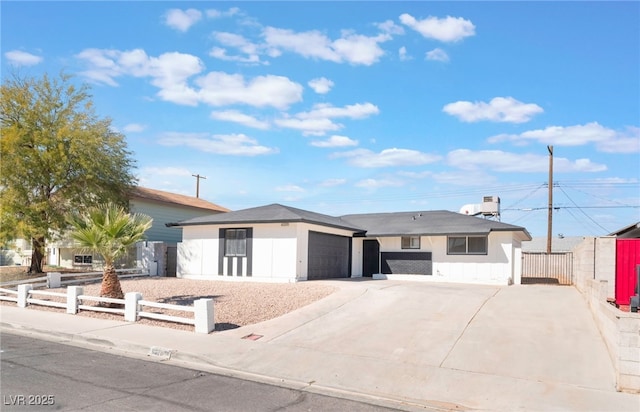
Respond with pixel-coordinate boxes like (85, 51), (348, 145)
(169, 203), (531, 285)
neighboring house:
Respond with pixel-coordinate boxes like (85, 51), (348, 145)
(128, 186), (229, 244)
(608, 222), (640, 239)
(0, 238), (31, 266)
(170, 203), (531, 285)
(46, 186), (229, 274)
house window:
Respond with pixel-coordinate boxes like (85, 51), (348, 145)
(447, 236), (488, 255)
(225, 229), (247, 257)
(401, 236), (420, 249)
(74, 254), (93, 265)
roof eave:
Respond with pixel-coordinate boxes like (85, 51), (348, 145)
(167, 218), (363, 233)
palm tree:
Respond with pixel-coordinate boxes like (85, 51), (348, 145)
(69, 204), (152, 301)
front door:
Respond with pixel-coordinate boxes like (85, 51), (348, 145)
(362, 239), (380, 277)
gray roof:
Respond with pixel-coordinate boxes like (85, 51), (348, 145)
(168, 203), (365, 232)
(341, 210), (531, 239)
(169, 204), (531, 240)
(608, 222), (640, 238)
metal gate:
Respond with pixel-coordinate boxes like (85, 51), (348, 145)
(166, 246), (177, 277)
(522, 252), (573, 285)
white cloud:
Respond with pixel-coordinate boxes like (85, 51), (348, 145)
(206, 7), (239, 19)
(76, 48), (303, 109)
(210, 110), (270, 130)
(76, 48), (203, 104)
(209, 47), (262, 64)
(334, 148), (441, 168)
(276, 184), (305, 192)
(332, 31), (390, 65)
(597, 126), (640, 153)
(297, 102), (380, 120)
(122, 123), (147, 133)
(400, 14), (476, 42)
(426, 48), (449, 62)
(210, 32), (263, 64)
(164, 8), (202, 32)
(196, 72), (303, 109)
(489, 123), (640, 154)
(158, 132), (278, 156)
(276, 102), (379, 136)
(311, 135), (358, 148)
(447, 149), (607, 173)
(275, 117), (342, 136)
(376, 20), (405, 35)
(355, 178), (403, 189)
(431, 171), (497, 187)
(4, 50), (43, 66)
(320, 178), (347, 187)
(308, 77), (334, 94)
(397, 170), (432, 179)
(398, 46), (411, 61)
(443, 97), (543, 123)
(262, 26), (390, 66)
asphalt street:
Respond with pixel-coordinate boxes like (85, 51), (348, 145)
(1, 332), (400, 412)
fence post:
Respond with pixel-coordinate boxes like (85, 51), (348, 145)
(17, 284), (33, 308)
(194, 298), (214, 334)
(47, 272), (62, 288)
(67, 286), (83, 314)
(124, 292), (142, 322)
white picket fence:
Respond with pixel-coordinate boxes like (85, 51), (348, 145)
(0, 268), (146, 290)
(0, 272), (214, 333)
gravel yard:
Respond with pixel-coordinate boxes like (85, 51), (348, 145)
(3, 278), (337, 332)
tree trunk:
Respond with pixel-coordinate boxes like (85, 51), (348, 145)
(100, 264), (124, 304)
(29, 236), (45, 274)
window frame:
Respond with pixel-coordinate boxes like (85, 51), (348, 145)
(401, 236), (421, 250)
(447, 235), (488, 255)
(73, 254), (93, 265)
(224, 228), (248, 257)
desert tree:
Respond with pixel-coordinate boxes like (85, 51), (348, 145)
(0, 73), (136, 273)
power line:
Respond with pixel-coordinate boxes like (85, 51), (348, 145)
(558, 182), (636, 207)
(501, 183), (547, 211)
(556, 185), (610, 233)
(503, 205), (640, 211)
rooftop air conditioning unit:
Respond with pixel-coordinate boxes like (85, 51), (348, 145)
(482, 196), (500, 215)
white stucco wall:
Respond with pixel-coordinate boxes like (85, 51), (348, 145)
(177, 222), (357, 282)
(358, 232), (520, 286)
(432, 232), (515, 285)
(252, 223), (298, 281)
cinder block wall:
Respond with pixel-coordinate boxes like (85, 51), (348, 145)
(573, 237), (639, 393)
(573, 237), (616, 298)
(585, 280), (640, 392)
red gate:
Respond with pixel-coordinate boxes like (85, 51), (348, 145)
(615, 239), (640, 305)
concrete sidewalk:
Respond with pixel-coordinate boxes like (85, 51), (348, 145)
(2, 280), (639, 411)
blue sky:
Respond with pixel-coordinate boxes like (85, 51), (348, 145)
(3, 1), (639, 237)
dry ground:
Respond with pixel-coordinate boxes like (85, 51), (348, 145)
(1, 277), (337, 332)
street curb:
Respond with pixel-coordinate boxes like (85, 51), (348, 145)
(1, 322), (465, 412)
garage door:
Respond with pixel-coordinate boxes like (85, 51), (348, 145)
(308, 231), (351, 280)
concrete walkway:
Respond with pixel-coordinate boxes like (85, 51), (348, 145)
(1, 280), (638, 411)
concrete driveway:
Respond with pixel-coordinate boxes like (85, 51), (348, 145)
(221, 280), (634, 411)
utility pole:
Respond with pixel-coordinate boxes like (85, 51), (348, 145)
(546, 145), (554, 254)
(192, 174), (207, 198)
